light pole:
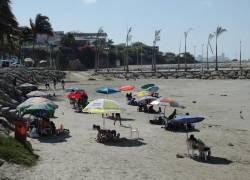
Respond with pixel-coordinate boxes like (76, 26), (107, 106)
(201, 43), (204, 70)
(140, 44), (143, 69)
(206, 33), (214, 70)
(125, 27), (132, 72)
(184, 28), (192, 71)
(240, 40), (242, 69)
(152, 29), (161, 72)
(95, 27), (104, 72)
(177, 39), (182, 70)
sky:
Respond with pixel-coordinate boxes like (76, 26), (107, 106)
(12, 0), (250, 59)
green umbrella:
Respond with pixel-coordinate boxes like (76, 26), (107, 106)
(141, 84), (155, 89)
(23, 102), (56, 118)
(17, 97), (58, 113)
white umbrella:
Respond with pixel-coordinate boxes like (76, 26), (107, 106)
(26, 91), (48, 98)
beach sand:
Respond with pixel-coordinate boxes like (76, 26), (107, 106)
(1, 71), (250, 180)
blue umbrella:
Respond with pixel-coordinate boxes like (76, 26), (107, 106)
(66, 85), (85, 92)
(96, 87), (120, 95)
(169, 115), (205, 124)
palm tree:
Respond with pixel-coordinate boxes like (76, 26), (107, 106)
(214, 26), (227, 71)
(18, 26), (33, 61)
(206, 33), (214, 70)
(0, 0), (18, 58)
(30, 14), (53, 61)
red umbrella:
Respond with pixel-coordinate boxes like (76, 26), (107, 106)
(119, 85), (135, 92)
(67, 92), (82, 100)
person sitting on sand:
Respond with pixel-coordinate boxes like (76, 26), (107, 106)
(168, 109), (177, 120)
(148, 105), (157, 114)
(114, 113), (122, 126)
(187, 134), (211, 159)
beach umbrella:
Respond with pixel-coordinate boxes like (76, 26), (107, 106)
(151, 98), (185, 108)
(119, 85), (135, 92)
(141, 84), (155, 89)
(18, 83), (38, 91)
(17, 97), (58, 113)
(137, 96), (157, 104)
(23, 102), (57, 118)
(134, 91), (151, 97)
(66, 85), (85, 92)
(146, 86), (159, 93)
(169, 115), (205, 124)
(67, 91), (82, 100)
(96, 87), (120, 95)
(83, 98), (126, 127)
(26, 91), (48, 98)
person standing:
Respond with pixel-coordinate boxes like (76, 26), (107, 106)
(53, 78), (57, 90)
(61, 79), (65, 90)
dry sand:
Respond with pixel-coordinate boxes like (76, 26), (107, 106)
(1, 71), (250, 180)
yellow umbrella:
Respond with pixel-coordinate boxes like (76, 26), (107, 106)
(83, 99), (126, 127)
(134, 91), (151, 97)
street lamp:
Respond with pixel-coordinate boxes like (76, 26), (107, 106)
(152, 29), (161, 72)
(240, 40), (242, 69)
(184, 28), (192, 71)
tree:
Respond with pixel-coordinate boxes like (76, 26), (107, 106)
(0, 0), (18, 57)
(18, 26), (33, 60)
(61, 33), (76, 47)
(30, 14), (53, 61)
(214, 26), (227, 71)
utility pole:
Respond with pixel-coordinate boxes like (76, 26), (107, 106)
(240, 40), (242, 69)
(184, 28), (192, 71)
(178, 40), (182, 70)
(201, 43), (204, 71)
(125, 27), (132, 72)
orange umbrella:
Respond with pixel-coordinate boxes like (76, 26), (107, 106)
(160, 97), (176, 103)
(119, 85), (135, 92)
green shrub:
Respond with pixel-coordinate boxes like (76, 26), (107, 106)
(0, 135), (38, 166)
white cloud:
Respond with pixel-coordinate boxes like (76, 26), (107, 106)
(81, 0), (97, 5)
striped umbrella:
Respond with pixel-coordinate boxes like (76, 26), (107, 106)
(83, 99), (126, 127)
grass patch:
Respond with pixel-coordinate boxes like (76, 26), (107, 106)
(0, 135), (38, 166)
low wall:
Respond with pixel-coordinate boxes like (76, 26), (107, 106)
(96, 69), (250, 80)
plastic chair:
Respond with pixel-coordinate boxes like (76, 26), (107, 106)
(129, 125), (139, 139)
